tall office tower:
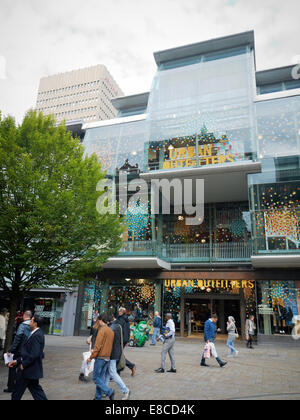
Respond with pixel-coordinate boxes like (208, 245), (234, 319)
(35, 65), (124, 123)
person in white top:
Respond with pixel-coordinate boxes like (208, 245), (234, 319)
(0, 308), (8, 350)
(155, 314), (176, 374)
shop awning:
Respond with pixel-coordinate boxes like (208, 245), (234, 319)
(103, 257), (171, 270)
(140, 161), (262, 204)
(251, 254), (300, 268)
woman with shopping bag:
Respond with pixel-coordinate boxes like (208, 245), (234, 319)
(201, 314), (227, 368)
(226, 316), (239, 357)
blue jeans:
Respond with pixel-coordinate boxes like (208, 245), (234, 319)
(227, 337), (236, 355)
(152, 327), (160, 345)
(93, 359), (113, 400)
(105, 360), (129, 394)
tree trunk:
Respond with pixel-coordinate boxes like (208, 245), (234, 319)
(4, 292), (20, 353)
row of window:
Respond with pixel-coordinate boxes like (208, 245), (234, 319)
(38, 80), (102, 96)
(37, 98), (99, 109)
(37, 89), (101, 104)
(39, 107), (98, 117)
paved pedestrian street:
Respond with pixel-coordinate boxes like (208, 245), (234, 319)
(1, 336), (300, 400)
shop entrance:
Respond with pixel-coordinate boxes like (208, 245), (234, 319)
(184, 296), (242, 336)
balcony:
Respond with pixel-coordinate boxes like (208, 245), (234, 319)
(117, 241), (252, 263)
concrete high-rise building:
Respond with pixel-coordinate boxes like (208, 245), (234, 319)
(35, 65), (124, 123)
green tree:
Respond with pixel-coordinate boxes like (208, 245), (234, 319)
(0, 110), (124, 350)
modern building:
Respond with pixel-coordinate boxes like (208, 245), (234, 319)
(29, 31), (300, 342)
(35, 64), (124, 124)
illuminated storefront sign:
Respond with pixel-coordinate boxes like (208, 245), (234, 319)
(161, 127), (239, 170)
(164, 279), (255, 289)
(163, 143), (235, 170)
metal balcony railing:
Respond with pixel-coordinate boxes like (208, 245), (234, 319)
(117, 241), (252, 262)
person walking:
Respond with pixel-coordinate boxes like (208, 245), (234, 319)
(9, 315), (48, 400)
(201, 314), (227, 368)
(116, 307), (136, 377)
(79, 315), (101, 383)
(226, 316), (239, 358)
(245, 315), (256, 349)
(151, 312), (162, 346)
(155, 313), (176, 373)
(87, 313), (115, 401)
(106, 317), (131, 400)
(0, 308), (8, 350)
(4, 310), (32, 393)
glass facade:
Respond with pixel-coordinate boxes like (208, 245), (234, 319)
(164, 279), (256, 334)
(257, 281), (300, 336)
(158, 202), (252, 262)
(79, 32), (300, 339)
(256, 96), (300, 159)
(79, 279), (158, 332)
(249, 157), (300, 255)
(83, 119), (146, 176)
(23, 294), (65, 335)
(146, 47), (257, 171)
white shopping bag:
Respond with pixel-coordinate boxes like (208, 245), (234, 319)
(82, 351), (94, 377)
(4, 353), (14, 365)
(209, 342), (218, 358)
(204, 344), (211, 359)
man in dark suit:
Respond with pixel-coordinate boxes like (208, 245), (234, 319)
(4, 310), (32, 393)
(116, 307), (136, 376)
(8, 315), (48, 400)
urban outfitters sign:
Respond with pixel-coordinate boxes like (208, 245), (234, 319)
(164, 279), (255, 289)
(163, 144), (236, 170)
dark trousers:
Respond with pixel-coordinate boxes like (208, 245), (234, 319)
(7, 365), (17, 391)
(247, 334), (254, 348)
(12, 369), (47, 400)
(123, 344), (135, 370)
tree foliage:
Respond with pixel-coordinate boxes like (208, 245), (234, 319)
(0, 110), (124, 297)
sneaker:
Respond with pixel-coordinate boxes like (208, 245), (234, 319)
(155, 368), (165, 373)
(235, 351), (239, 357)
(201, 363), (209, 367)
(167, 368), (176, 373)
(122, 390), (131, 400)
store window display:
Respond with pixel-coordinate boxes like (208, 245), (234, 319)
(257, 281), (300, 335)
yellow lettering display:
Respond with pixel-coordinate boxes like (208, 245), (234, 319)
(163, 141), (237, 168)
(164, 279), (254, 289)
(203, 144), (212, 156)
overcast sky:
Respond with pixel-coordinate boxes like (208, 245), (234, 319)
(0, 0), (300, 123)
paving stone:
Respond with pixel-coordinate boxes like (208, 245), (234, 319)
(0, 335), (299, 400)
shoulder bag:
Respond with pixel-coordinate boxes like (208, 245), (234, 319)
(117, 324), (126, 372)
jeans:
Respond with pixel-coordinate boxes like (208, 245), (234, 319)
(105, 360), (129, 394)
(151, 327), (160, 345)
(227, 337), (236, 355)
(93, 359), (113, 400)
